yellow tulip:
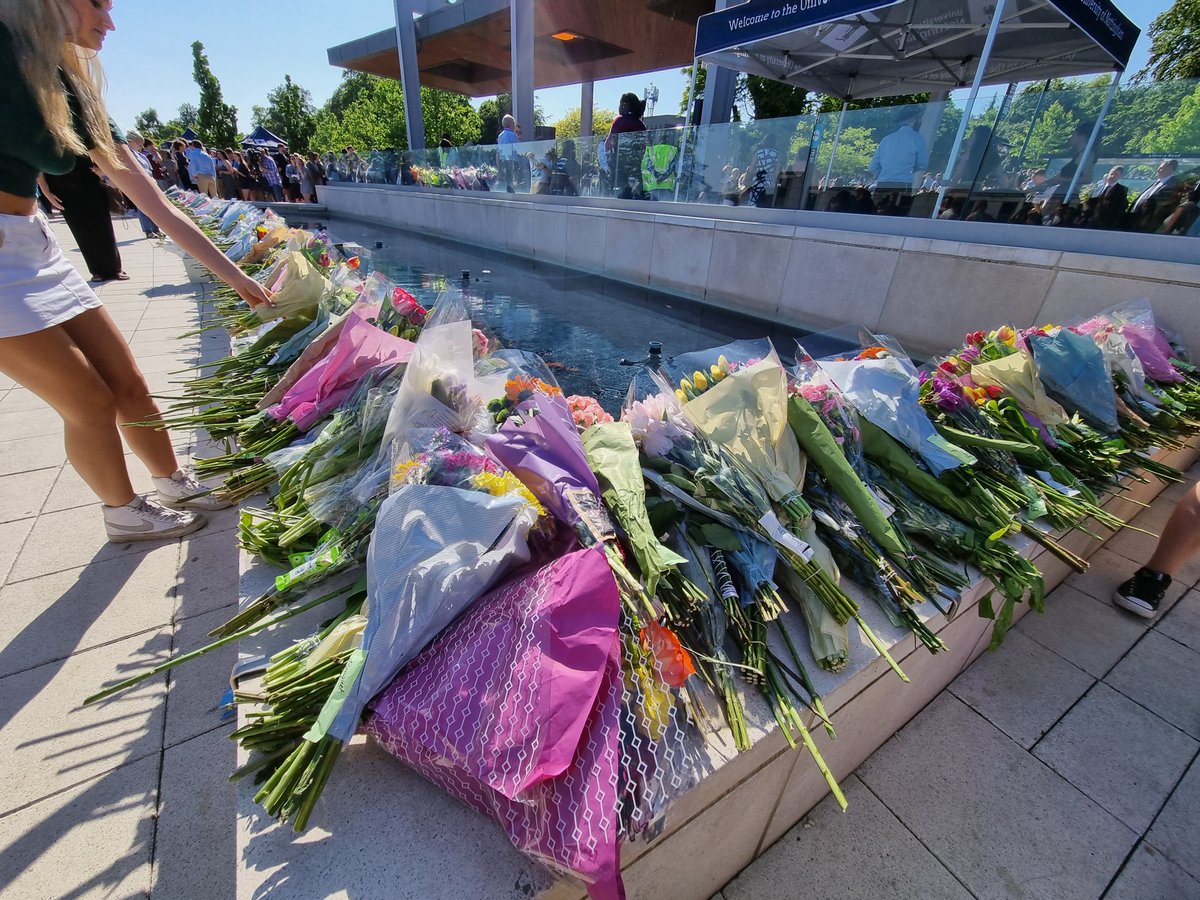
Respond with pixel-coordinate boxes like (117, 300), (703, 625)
(675, 389), (687, 404)
(710, 364), (725, 382)
(693, 370), (708, 391)
(717, 354), (730, 374)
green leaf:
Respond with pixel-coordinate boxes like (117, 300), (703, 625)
(978, 591), (995, 619)
(986, 525), (1011, 543)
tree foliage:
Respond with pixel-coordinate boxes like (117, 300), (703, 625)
(551, 106), (617, 140)
(1139, 0), (1200, 82)
(1139, 81), (1200, 152)
(679, 66), (746, 121)
(478, 94), (546, 143)
(132, 108), (168, 143)
(253, 75), (318, 153)
(191, 42), (238, 147)
(310, 72), (483, 152)
(745, 76), (812, 119)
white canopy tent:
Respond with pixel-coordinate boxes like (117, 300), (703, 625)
(691, 0), (1139, 213)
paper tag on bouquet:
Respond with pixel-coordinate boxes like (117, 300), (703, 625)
(1036, 470), (1081, 497)
(566, 488), (616, 545)
(758, 509), (814, 562)
(869, 485), (897, 520)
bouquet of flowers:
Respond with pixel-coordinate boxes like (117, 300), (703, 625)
(243, 430), (544, 830)
(365, 546), (626, 900)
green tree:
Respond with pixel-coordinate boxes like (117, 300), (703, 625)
(191, 42), (238, 147)
(176, 103), (199, 128)
(132, 108), (167, 143)
(1138, 0), (1200, 82)
(160, 103), (199, 141)
(745, 76), (811, 119)
(310, 74), (482, 152)
(814, 125), (877, 176)
(1140, 82), (1200, 152)
(253, 75), (318, 153)
(551, 106), (617, 139)
(477, 94), (545, 143)
(679, 66), (747, 121)
(1017, 100), (1078, 166)
(421, 88), (482, 147)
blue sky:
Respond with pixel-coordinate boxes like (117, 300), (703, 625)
(100, 0), (1175, 136)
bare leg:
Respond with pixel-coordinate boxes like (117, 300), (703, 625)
(1147, 481), (1200, 577)
(60, 307), (179, 478)
(0, 321), (135, 506)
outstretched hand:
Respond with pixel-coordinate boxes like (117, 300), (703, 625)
(234, 274), (276, 310)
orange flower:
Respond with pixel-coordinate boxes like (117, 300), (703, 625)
(346, 256), (361, 269)
(640, 621), (696, 688)
(504, 375), (561, 402)
(857, 346), (890, 359)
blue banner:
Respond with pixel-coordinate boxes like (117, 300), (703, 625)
(695, 0), (1139, 70)
(1046, 0), (1138, 67)
(695, 0), (901, 58)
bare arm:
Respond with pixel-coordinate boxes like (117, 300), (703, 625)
(36, 174), (63, 210)
(93, 145), (274, 308)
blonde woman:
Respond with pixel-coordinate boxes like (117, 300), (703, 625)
(0, 0), (274, 542)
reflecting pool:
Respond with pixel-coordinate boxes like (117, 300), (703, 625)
(321, 216), (812, 410)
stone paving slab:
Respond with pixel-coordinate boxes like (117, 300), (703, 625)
(723, 775), (973, 900)
(948, 629), (1096, 749)
(1106, 630), (1200, 740)
(1104, 841), (1200, 900)
(1033, 682), (1198, 833)
(858, 692), (1138, 900)
(1015, 582), (1149, 677)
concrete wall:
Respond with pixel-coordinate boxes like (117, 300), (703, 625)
(319, 185), (1200, 358)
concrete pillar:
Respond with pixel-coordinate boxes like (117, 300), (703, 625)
(581, 81), (595, 138)
(510, 0), (535, 139)
(392, 0), (425, 153)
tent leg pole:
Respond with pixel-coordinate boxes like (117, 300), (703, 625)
(931, 0), (1007, 219)
(675, 62), (700, 203)
(1063, 72), (1122, 205)
(1012, 79), (1051, 174)
(823, 101), (848, 189)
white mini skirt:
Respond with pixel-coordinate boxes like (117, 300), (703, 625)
(0, 212), (101, 338)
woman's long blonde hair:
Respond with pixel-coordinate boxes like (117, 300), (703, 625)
(0, 1), (124, 171)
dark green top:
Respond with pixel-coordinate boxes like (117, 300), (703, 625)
(0, 22), (126, 198)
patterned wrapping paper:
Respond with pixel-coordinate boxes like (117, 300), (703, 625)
(364, 546), (626, 900)
(266, 308), (414, 431)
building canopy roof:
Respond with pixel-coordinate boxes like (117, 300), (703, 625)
(328, 0), (713, 96)
(695, 0), (1138, 100)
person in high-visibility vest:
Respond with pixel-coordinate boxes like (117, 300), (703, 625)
(641, 139), (678, 200)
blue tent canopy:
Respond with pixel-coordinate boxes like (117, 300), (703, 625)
(241, 125), (287, 149)
(695, 0), (1138, 100)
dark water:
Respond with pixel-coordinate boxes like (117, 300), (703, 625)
(320, 216), (813, 410)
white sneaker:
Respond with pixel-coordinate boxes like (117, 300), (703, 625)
(103, 497), (207, 543)
(152, 469), (232, 510)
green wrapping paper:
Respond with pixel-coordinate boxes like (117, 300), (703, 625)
(582, 422), (686, 596)
(787, 395), (910, 564)
(860, 418), (985, 527)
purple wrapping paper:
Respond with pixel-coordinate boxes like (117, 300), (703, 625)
(268, 309), (415, 430)
(485, 393), (611, 543)
(364, 546), (625, 900)
(1120, 323), (1184, 384)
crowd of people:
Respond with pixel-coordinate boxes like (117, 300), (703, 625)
(120, 136), (328, 206)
